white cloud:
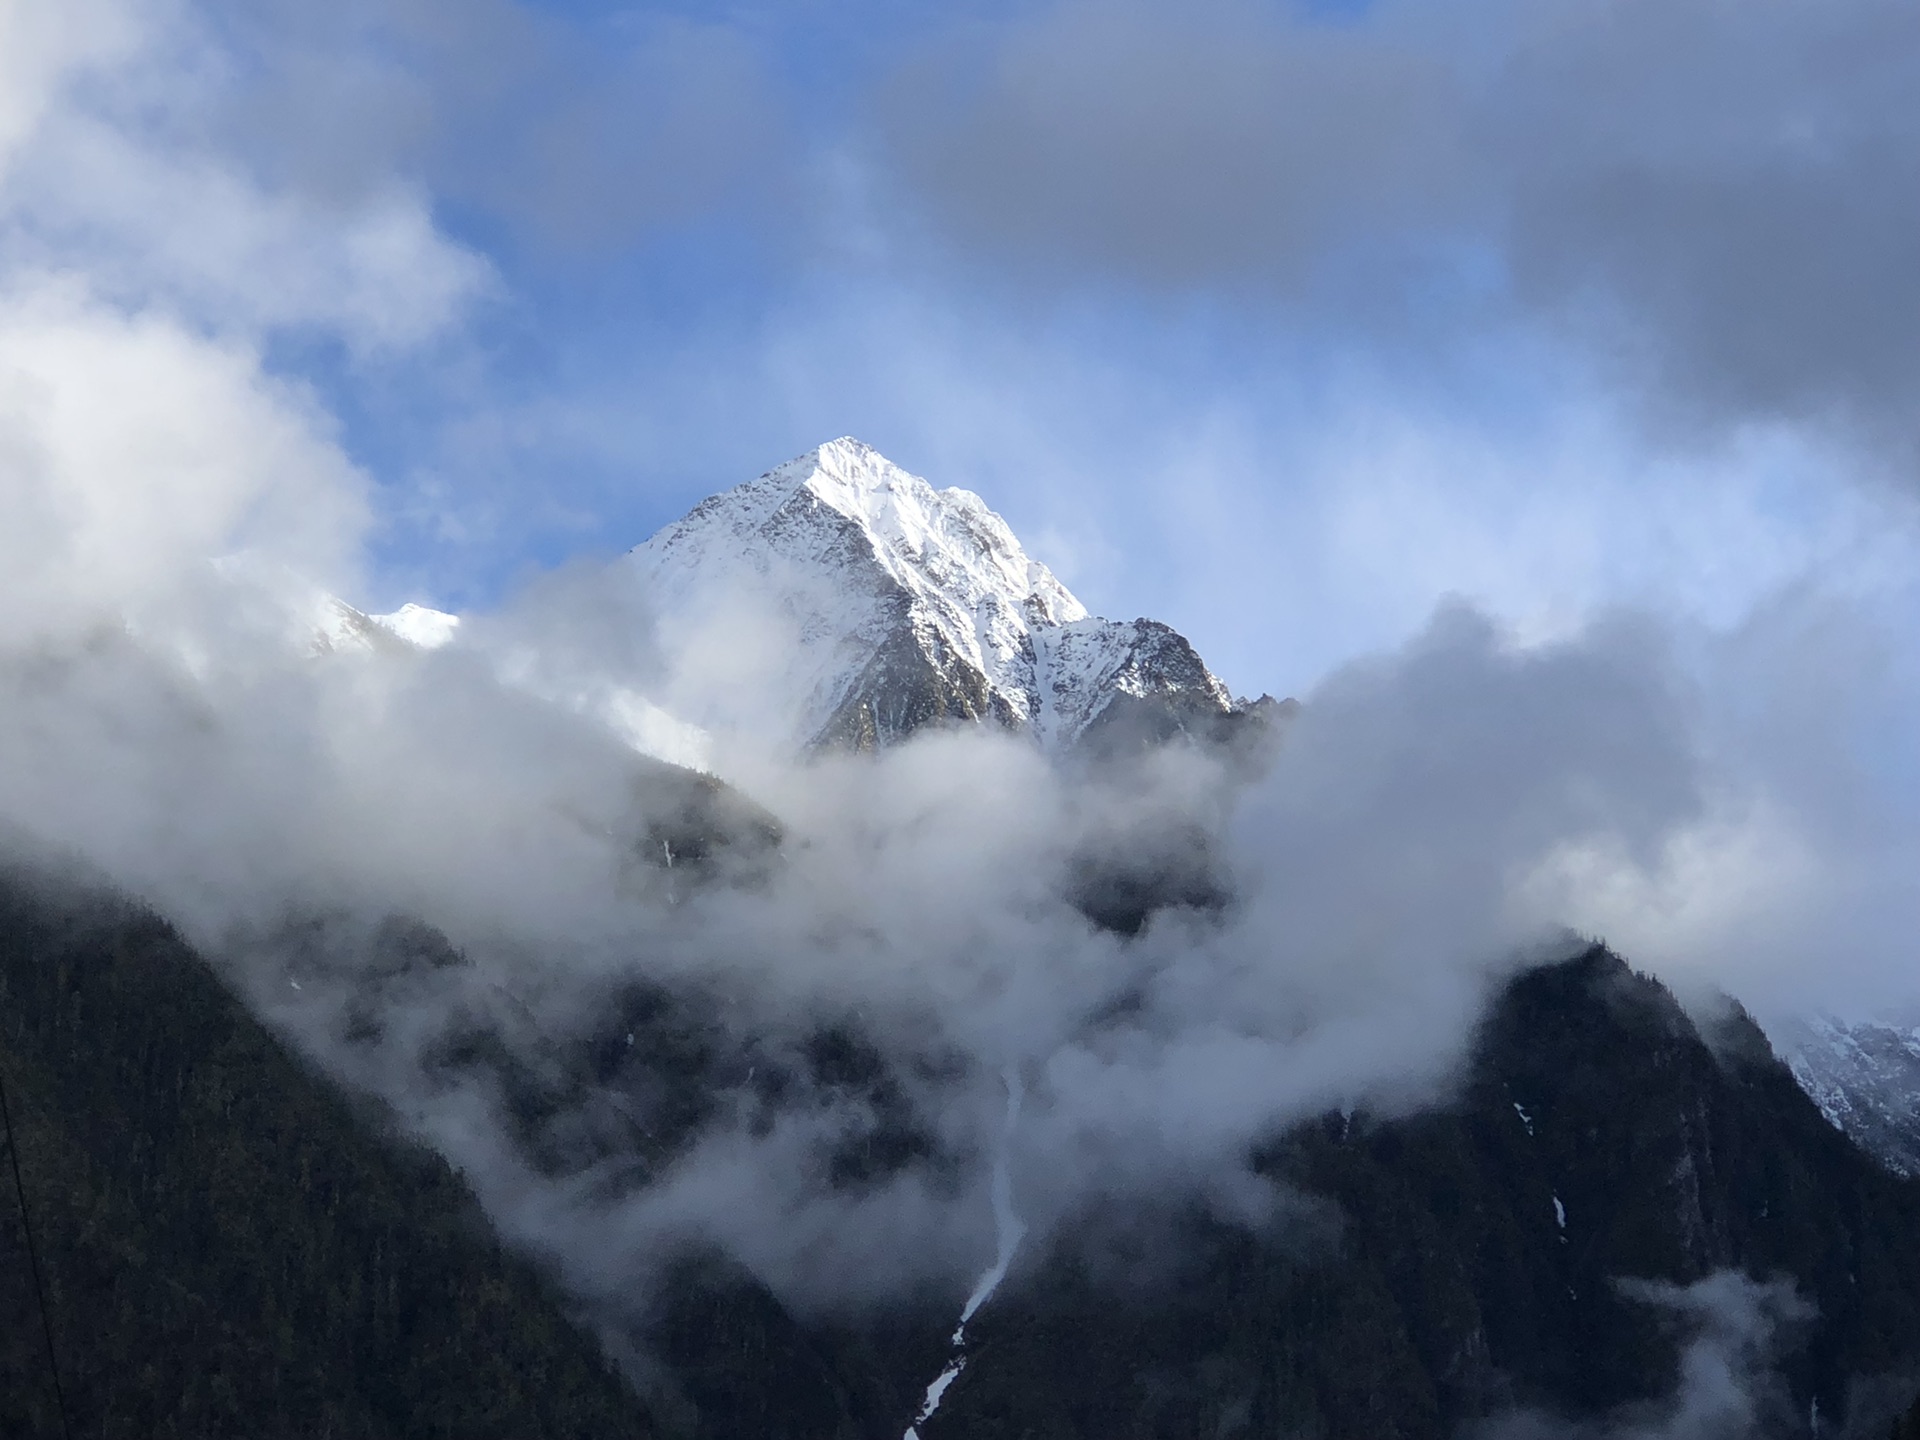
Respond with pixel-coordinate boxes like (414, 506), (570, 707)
(0, 0), (490, 353)
(0, 275), (369, 643)
(4, 0), (1920, 1361)
(0, 0), (139, 174)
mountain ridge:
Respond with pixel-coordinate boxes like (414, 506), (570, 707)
(1780, 1015), (1920, 1180)
(628, 438), (1240, 753)
(0, 864), (658, 1440)
(923, 947), (1920, 1439)
(312, 438), (1253, 763)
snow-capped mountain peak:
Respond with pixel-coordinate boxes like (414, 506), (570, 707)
(782, 436), (1086, 625)
(314, 597), (460, 655)
(632, 439), (1234, 752)
(372, 603), (461, 650)
(298, 440), (1246, 766)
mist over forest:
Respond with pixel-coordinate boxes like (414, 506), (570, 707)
(4, 2), (1920, 1437)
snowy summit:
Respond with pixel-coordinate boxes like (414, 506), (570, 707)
(630, 438), (1237, 752)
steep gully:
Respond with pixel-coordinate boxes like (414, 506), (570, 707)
(905, 1066), (1027, 1440)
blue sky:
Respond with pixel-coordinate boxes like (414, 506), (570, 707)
(7, 0), (1920, 704)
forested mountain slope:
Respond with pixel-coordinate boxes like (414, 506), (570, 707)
(9, 859), (1920, 1440)
(0, 868), (658, 1440)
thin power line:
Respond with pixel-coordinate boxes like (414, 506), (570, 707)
(0, 1066), (74, 1440)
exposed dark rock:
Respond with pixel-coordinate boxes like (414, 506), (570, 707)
(631, 760), (784, 880)
(924, 948), (1920, 1440)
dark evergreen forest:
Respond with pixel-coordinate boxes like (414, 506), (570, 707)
(0, 869), (655, 1440)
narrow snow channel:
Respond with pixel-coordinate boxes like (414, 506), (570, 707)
(904, 1067), (1026, 1440)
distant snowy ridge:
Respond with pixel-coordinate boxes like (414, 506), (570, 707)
(1778, 1015), (1920, 1178)
(316, 597), (461, 654)
(372, 603), (461, 649)
(301, 438), (1248, 767)
(310, 594), (712, 770)
(631, 438), (1237, 752)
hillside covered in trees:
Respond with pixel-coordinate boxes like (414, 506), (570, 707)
(0, 866), (657, 1440)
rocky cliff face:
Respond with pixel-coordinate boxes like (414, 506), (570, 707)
(921, 950), (1920, 1440)
(1779, 1015), (1920, 1179)
(630, 438), (1239, 754)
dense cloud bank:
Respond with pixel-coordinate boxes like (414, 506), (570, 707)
(880, 0), (1920, 460)
(3, 9), (1920, 1417)
(21, 0), (1918, 465)
(0, 416), (1910, 1324)
(0, 514), (1695, 1303)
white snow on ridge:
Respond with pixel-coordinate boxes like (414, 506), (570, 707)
(295, 438), (1235, 769)
(312, 597), (459, 654)
(1032, 615), (1228, 748)
(314, 596), (379, 654)
(801, 441), (1087, 636)
(1780, 1013), (1920, 1177)
(632, 437), (1077, 745)
(632, 438), (1230, 752)
(370, 603), (460, 650)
